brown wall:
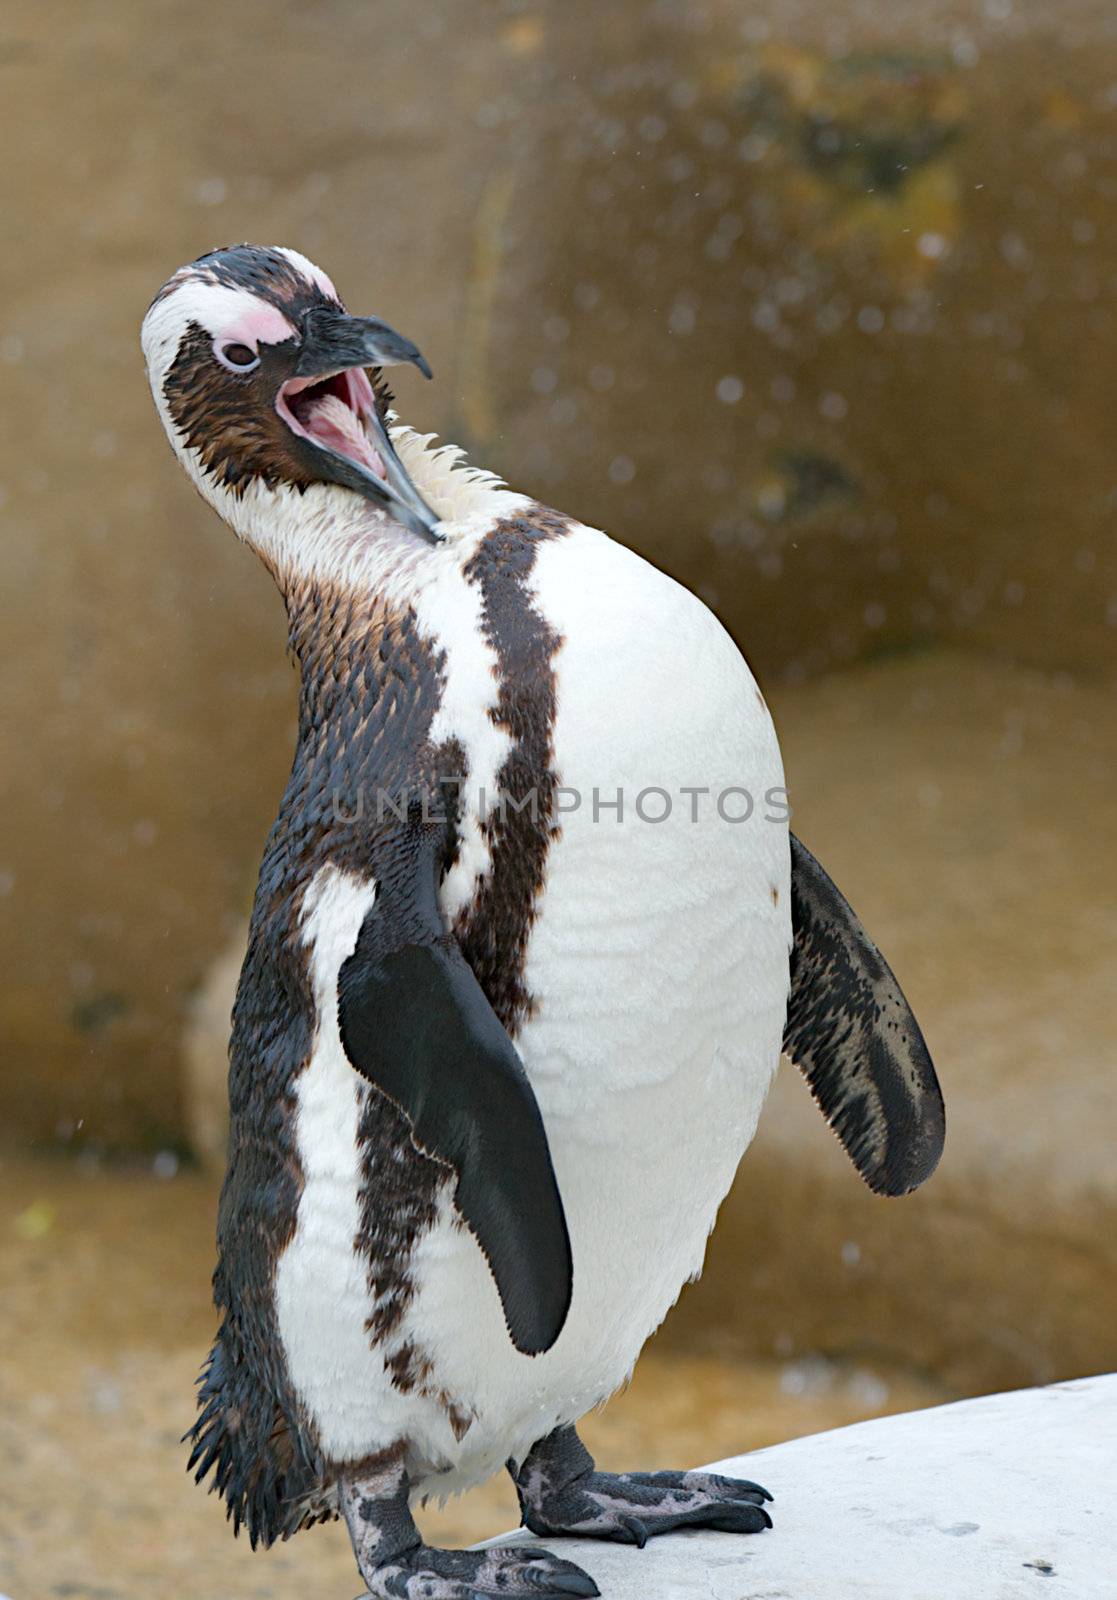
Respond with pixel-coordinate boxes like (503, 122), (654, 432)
(2, 0), (1114, 1148)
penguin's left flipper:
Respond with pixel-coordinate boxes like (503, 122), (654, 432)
(337, 827), (572, 1358)
(784, 832), (945, 1196)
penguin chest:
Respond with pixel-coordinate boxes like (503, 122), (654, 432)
(402, 529), (791, 1490)
(520, 528), (790, 1347)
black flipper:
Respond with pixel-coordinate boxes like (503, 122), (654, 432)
(784, 832), (945, 1196)
(337, 826), (572, 1356)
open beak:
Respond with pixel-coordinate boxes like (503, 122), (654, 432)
(276, 305), (441, 543)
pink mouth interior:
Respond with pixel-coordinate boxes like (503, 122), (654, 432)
(276, 367), (387, 480)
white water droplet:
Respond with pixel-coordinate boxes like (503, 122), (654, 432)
(195, 176), (227, 206)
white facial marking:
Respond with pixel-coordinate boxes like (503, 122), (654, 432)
(142, 280), (296, 368)
(275, 245), (340, 302)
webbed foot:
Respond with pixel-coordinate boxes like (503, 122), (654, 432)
(340, 1454), (599, 1600)
(511, 1425), (772, 1547)
(353, 1543), (599, 1598)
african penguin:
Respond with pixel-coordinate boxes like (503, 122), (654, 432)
(141, 244), (945, 1600)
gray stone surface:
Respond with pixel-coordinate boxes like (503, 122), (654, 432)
(485, 1376), (1116, 1598)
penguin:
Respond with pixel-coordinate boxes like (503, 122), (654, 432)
(141, 244), (945, 1600)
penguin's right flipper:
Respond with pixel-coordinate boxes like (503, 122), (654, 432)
(784, 832), (945, 1196)
(336, 827), (572, 1357)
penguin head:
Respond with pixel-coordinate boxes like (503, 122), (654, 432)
(142, 244), (441, 571)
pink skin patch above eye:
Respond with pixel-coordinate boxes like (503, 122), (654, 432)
(219, 304), (300, 351)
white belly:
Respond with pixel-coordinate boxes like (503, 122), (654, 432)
(398, 527), (791, 1496)
(275, 524), (791, 1498)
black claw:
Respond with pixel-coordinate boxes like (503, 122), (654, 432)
(619, 1514), (649, 1550)
(700, 1501), (773, 1537)
(740, 1480), (773, 1503)
(738, 1504), (773, 1532)
(546, 1573), (601, 1597)
(733, 1489), (769, 1507)
(702, 1473), (773, 1503)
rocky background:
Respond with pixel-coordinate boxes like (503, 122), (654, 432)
(2, 0), (1115, 1150)
(2, 7), (1116, 1589)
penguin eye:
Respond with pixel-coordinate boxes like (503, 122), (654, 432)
(216, 341), (260, 373)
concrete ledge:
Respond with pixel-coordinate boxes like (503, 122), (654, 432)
(485, 1376), (1114, 1597)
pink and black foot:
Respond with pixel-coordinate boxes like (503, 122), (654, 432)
(510, 1425), (773, 1548)
(340, 1459), (600, 1599)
